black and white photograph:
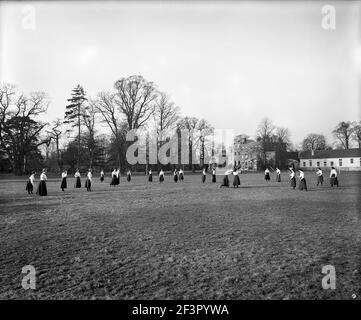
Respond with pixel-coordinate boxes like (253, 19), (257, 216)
(0, 0), (360, 310)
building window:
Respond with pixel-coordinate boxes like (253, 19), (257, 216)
(330, 161), (334, 166)
(339, 159), (342, 167)
(350, 158), (353, 164)
(303, 161), (306, 167)
(317, 161), (320, 167)
(309, 160), (312, 167)
(324, 161), (327, 167)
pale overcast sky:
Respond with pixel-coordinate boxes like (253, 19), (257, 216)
(0, 1), (360, 146)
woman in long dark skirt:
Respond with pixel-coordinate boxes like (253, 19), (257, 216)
(220, 170), (230, 188)
(148, 169), (153, 182)
(264, 168), (271, 181)
(36, 169), (48, 196)
(127, 170), (131, 182)
(289, 167), (296, 189)
(202, 168), (206, 183)
(276, 168), (281, 182)
(110, 169), (117, 186)
(212, 168), (216, 183)
(329, 167), (339, 187)
(298, 169), (307, 191)
(100, 170), (105, 182)
(26, 171), (35, 194)
(173, 169), (178, 183)
(232, 169), (240, 188)
(179, 169), (184, 182)
(74, 170), (81, 188)
(316, 167), (323, 186)
(159, 169), (165, 183)
(60, 170), (67, 191)
(85, 169), (92, 191)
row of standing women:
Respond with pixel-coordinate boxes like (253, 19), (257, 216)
(26, 166), (340, 196)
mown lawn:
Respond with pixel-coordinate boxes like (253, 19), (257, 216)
(0, 171), (360, 299)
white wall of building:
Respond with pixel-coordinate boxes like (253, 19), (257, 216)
(299, 157), (361, 171)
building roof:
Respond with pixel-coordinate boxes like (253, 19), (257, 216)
(299, 148), (361, 159)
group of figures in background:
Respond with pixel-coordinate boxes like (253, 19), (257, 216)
(25, 165), (340, 197)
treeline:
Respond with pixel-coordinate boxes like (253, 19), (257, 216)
(1, 76), (360, 175)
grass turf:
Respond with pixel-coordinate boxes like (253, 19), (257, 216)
(0, 171), (360, 299)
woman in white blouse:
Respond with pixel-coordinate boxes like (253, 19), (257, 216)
(202, 168), (207, 183)
(61, 170), (67, 191)
(159, 169), (165, 183)
(298, 169), (307, 191)
(36, 169), (48, 196)
(74, 169), (81, 188)
(26, 171), (36, 194)
(329, 167), (339, 187)
(276, 168), (281, 182)
(85, 169), (92, 191)
(289, 167), (296, 190)
(232, 168), (240, 188)
(316, 167), (323, 186)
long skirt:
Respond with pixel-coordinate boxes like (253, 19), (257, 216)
(202, 175), (206, 183)
(61, 178), (67, 190)
(26, 180), (33, 193)
(265, 173), (270, 181)
(290, 177), (296, 189)
(299, 178), (307, 191)
(233, 175), (240, 187)
(330, 175), (339, 187)
(85, 178), (91, 190)
(220, 175), (229, 187)
(127, 175), (131, 182)
(148, 174), (153, 182)
(212, 174), (216, 183)
(174, 174), (178, 182)
(36, 180), (47, 196)
(277, 174), (281, 182)
(179, 173), (184, 181)
(100, 175), (104, 182)
(110, 175), (116, 186)
(159, 175), (164, 183)
(75, 177), (81, 188)
(115, 176), (120, 185)
(317, 175), (324, 186)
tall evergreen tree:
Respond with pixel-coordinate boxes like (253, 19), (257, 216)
(64, 85), (88, 169)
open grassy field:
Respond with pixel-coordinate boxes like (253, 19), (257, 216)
(0, 171), (360, 300)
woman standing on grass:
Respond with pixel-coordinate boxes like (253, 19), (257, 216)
(289, 167), (296, 189)
(127, 169), (132, 182)
(26, 171), (35, 194)
(85, 169), (92, 191)
(276, 167), (281, 182)
(60, 170), (67, 192)
(329, 167), (339, 187)
(159, 169), (165, 183)
(36, 169), (48, 196)
(179, 168), (184, 182)
(74, 169), (81, 188)
(212, 167), (216, 183)
(202, 168), (207, 183)
(115, 168), (120, 185)
(100, 169), (105, 182)
(316, 167), (324, 186)
(148, 169), (153, 182)
(220, 169), (231, 188)
(298, 169), (307, 191)
(110, 169), (116, 186)
(264, 167), (271, 181)
(173, 169), (178, 183)
(232, 168), (240, 188)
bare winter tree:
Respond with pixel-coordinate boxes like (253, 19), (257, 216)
(93, 91), (128, 170)
(302, 133), (326, 151)
(114, 75), (158, 130)
(46, 119), (63, 172)
(0, 84), (50, 175)
(351, 121), (361, 148)
(83, 100), (98, 168)
(256, 118), (275, 143)
(275, 127), (291, 145)
(332, 121), (354, 149)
